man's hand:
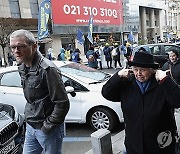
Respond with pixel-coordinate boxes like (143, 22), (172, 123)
(155, 70), (169, 81)
(118, 68), (133, 78)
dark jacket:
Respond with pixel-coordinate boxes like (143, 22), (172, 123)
(162, 59), (180, 85)
(71, 51), (81, 63)
(103, 46), (112, 61)
(102, 73), (180, 154)
(18, 51), (70, 134)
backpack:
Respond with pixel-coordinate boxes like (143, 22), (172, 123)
(112, 48), (117, 56)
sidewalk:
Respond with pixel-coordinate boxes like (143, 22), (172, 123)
(86, 111), (180, 154)
(85, 130), (125, 154)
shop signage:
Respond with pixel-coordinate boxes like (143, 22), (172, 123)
(51, 0), (123, 25)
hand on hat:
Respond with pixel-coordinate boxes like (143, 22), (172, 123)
(155, 70), (168, 81)
(118, 68), (133, 78)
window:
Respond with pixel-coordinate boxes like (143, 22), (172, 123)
(29, 0), (38, 18)
(164, 45), (180, 55)
(9, 0), (20, 18)
(0, 71), (21, 87)
(155, 21), (157, 26)
(149, 45), (161, 55)
(62, 75), (88, 92)
(146, 20), (149, 26)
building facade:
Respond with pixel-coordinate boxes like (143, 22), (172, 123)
(0, 0), (179, 62)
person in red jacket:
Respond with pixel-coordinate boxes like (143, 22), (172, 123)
(102, 51), (180, 154)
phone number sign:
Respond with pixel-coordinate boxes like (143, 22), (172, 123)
(51, 0), (123, 25)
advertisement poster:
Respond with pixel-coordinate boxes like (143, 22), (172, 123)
(51, 0), (123, 25)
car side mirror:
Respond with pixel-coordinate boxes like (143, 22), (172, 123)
(65, 86), (76, 97)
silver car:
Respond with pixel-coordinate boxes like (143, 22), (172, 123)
(0, 103), (24, 154)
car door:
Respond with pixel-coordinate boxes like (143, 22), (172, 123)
(62, 75), (84, 122)
(0, 71), (26, 116)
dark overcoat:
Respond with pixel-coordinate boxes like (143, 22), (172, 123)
(102, 72), (180, 154)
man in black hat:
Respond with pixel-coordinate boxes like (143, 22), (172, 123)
(102, 51), (180, 154)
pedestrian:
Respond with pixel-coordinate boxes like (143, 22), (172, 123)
(102, 51), (180, 154)
(47, 47), (55, 60)
(7, 52), (14, 66)
(94, 45), (103, 70)
(86, 46), (98, 69)
(9, 29), (70, 154)
(112, 43), (122, 69)
(121, 41), (128, 68)
(162, 50), (180, 85)
(65, 44), (73, 61)
(57, 48), (66, 61)
(103, 43), (112, 69)
(71, 48), (81, 63)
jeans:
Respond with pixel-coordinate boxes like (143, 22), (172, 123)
(23, 123), (64, 154)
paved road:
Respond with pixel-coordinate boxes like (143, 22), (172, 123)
(62, 123), (124, 154)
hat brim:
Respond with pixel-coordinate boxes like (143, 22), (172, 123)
(128, 61), (159, 69)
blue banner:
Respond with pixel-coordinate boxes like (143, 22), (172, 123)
(77, 28), (85, 45)
(37, 0), (51, 40)
(87, 15), (93, 44)
(128, 31), (134, 42)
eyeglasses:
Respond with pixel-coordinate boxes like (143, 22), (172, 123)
(10, 44), (31, 51)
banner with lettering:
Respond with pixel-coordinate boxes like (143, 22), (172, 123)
(37, 0), (51, 40)
(51, 0), (123, 25)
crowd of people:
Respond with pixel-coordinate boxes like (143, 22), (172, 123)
(46, 41), (134, 70)
(6, 28), (180, 154)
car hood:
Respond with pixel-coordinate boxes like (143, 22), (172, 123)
(68, 74), (99, 83)
(88, 80), (107, 92)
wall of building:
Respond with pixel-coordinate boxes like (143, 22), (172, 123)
(0, 0), (179, 65)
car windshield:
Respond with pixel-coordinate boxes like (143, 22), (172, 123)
(60, 63), (111, 82)
(133, 46), (151, 54)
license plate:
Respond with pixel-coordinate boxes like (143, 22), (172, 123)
(0, 140), (15, 154)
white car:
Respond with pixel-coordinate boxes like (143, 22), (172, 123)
(0, 61), (123, 131)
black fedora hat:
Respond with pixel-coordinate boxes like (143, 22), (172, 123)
(128, 51), (159, 69)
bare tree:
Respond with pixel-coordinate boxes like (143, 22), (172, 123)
(0, 18), (17, 67)
(0, 18), (37, 67)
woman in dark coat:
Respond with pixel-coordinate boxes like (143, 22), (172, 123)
(102, 51), (180, 154)
(162, 50), (180, 85)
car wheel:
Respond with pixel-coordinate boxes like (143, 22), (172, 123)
(88, 107), (118, 131)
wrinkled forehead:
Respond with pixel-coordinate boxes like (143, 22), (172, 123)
(10, 35), (28, 44)
(132, 66), (151, 70)
(132, 66), (155, 73)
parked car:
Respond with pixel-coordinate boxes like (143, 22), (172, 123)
(174, 42), (180, 47)
(132, 43), (180, 67)
(0, 61), (123, 131)
(0, 103), (24, 154)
